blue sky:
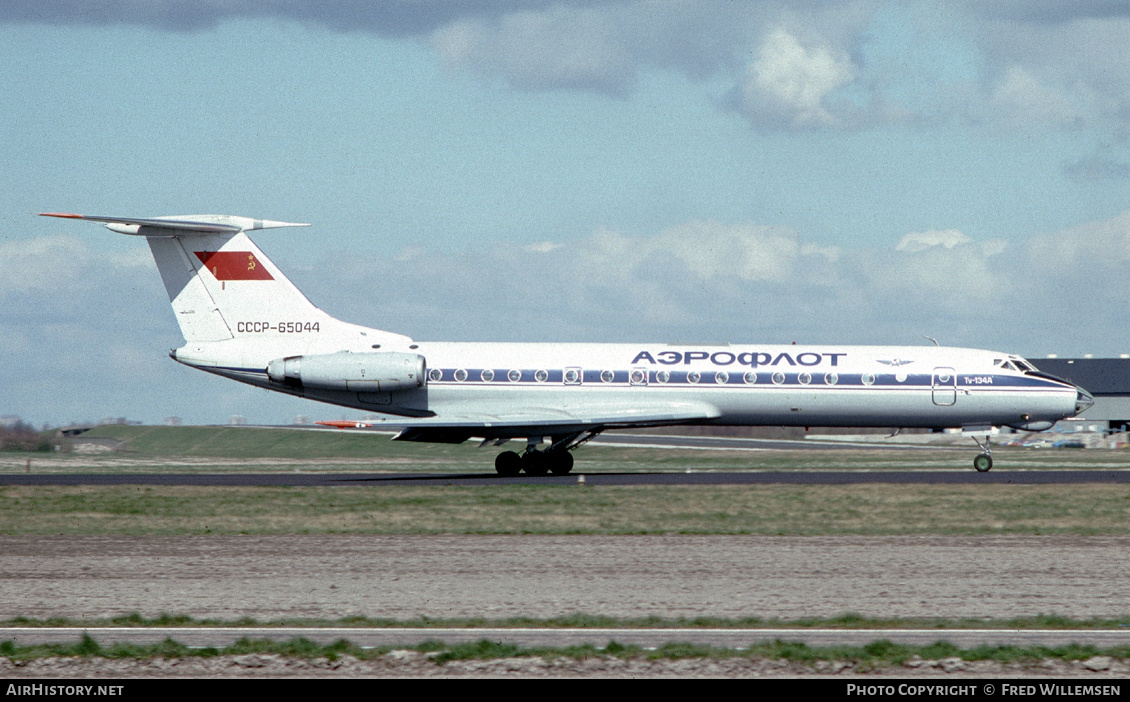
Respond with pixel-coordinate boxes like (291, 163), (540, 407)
(4, 1), (1130, 426)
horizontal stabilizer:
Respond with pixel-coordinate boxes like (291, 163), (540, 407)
(39, 213), (310, 236)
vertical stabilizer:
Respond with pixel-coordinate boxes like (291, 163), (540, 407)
(147, 230), (334, 343)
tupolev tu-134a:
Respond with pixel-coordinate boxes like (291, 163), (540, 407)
(42, 212), (1094, 474)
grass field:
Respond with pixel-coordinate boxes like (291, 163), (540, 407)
(0, 482), (1128, 536)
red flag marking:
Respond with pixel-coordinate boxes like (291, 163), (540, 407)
(195, 251), (274, 281)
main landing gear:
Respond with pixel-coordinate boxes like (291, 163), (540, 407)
(494, 431), (598, 477)
(495, 449), (573, 476)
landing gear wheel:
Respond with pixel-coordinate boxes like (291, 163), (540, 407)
(495, 451), (522, 477)
(522, 451), (550, 476)
(548, 451), (574, 476)
(973, 453), (993, 472)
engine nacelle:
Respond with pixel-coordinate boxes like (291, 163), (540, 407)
(266, 351), (426, 392)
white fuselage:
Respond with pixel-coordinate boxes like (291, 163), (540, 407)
(175, 334), (1086, 434)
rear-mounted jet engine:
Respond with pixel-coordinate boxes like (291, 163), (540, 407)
(267, 351), (426, 392)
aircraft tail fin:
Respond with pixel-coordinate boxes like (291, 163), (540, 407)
(41, 213), (339, 344)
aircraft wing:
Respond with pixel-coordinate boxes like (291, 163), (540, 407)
(332, 401), (722, 444)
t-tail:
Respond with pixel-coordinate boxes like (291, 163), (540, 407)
(38, 211), (414, 353)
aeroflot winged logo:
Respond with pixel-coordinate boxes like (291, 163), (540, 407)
(195, 251), (274, 281)
(631, 350), (847, 367)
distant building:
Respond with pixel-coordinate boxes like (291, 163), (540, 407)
(164, 416), (183, 426)
(228, 415), (248, 426)
(292, 415), (312, 425)
(1035, 357), (1130, 432)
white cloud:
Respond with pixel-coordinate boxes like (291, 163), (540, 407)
(313, 216), (1033, 347)
(895, 229), (971, 252)
(985, 65), (1083, 128)
(741, 28), (858, 128)
(1025, 210), (1130, 266)
(523, 241), (562, 253)
(657, 220), (801, 281)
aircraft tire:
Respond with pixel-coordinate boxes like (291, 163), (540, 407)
(495, 451), (523, 477)
(548, 451), (574, 476)
(973, 453), (993, 472)
(522, 451), (550, 476)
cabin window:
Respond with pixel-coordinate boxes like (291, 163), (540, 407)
(563, 368), (580, 384)
(771, 372), (785, 385)
(861, 373), (876, 385)
(656, 370), (670, 383)
(715, 371), (729, 384)
(508, 369), (522, 382)
(743, 371), (757, 384)
(630, 369), (647, 385)
(481, 369), (495, 382)
(535, 369), (548, 383)
(601, 370), (615, 383)
(687, 371), (702, 383)
(824, 372), (838, 385)
(428, 368), (443, 382)
(454, 368), (468, 382)
(798, 372), (812, 385)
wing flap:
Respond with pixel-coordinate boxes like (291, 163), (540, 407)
(346, 401), (723, 443)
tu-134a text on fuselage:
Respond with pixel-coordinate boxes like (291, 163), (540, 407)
(42, 212), (1094, 474)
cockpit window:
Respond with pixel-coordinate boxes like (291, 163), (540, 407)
(1011, 357), (1039, 373)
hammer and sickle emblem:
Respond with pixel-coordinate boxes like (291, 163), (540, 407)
(247, 254), (256, 271)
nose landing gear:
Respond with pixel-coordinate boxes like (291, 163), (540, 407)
(971, 434), (993, 472)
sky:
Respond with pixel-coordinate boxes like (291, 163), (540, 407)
(3, 1), (1130, 427)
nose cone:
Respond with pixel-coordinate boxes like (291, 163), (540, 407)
(1075, 386), (1095, 416)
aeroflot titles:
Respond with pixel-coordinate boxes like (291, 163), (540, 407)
(630, 350), (847, 368)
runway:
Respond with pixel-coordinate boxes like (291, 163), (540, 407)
(2, 470), (1130, 486)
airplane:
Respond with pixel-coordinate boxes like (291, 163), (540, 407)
(41, 212), (1094, 474)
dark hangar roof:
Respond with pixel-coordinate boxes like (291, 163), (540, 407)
(1032, 358), (1130, 396)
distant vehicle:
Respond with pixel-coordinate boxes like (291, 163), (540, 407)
(42, 212), (1095, 474)
(1052, 440), (1086, 449)
(1022, 440), (1051, 448)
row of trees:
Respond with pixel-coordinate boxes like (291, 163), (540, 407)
(0, 421), (54, 452)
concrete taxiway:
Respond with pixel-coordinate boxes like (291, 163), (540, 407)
(3, 627), (1129, 649)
